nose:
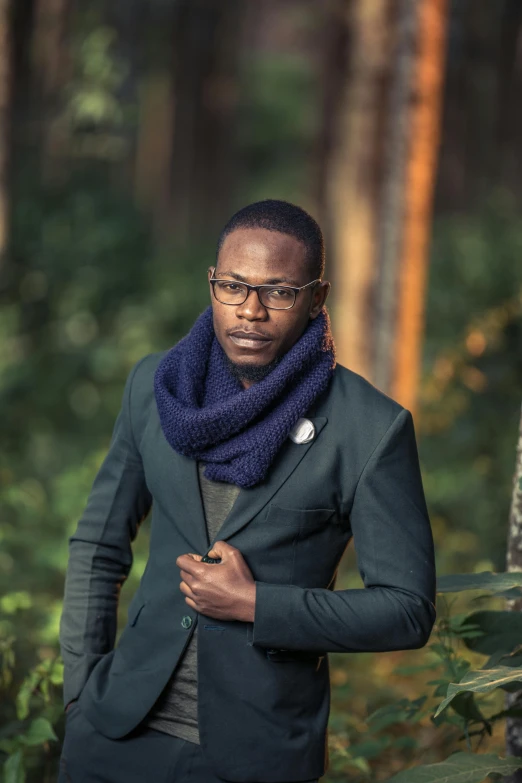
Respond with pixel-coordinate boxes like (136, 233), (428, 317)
(235, 287), (268, 320)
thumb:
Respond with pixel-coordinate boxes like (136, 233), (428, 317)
(207, 540), (234, 559)
(187, 553), (203, 561)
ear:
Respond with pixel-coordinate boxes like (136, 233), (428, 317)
(309, 281), (331, 318)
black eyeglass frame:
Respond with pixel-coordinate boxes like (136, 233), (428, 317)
(209, 269), (323, 311)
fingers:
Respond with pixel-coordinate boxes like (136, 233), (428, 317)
(179, 580), (196, 599)
(176, 554), (200, 571)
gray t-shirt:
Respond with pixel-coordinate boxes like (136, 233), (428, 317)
(144, 461), (241, 744)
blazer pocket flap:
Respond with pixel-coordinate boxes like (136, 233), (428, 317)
(265, 504), (337, 528)
(265, 647), (326, 663)
(128, 599), (147, 627)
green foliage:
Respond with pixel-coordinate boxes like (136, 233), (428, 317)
(438, 572), (522, 598)
(456, 611), (522, 658)
(326, 571), (522, 782)
(434, 667), (522, 717)
(0, 643), (62, 782)
(1, 9), (521, 782)
(68, 27), (128, 128)
(383, 752), (522, 783)
(420, 195), (522, 576)
(0, 164), (212, 780)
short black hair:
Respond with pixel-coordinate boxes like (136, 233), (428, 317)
(216, 199), (325, 280)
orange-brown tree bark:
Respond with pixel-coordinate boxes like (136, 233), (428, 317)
(325, 0), (393, 382)
(391, 0), (448, 415)
(323, 0), (448, 417)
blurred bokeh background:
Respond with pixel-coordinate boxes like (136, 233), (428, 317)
(1, 0), (522, 781)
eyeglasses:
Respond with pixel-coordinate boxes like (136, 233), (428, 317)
(209, 270), (322, 310)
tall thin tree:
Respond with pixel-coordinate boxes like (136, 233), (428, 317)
(325, 0), (393, 381)
(390, 0), (448, 415)
(324, 0), (447, 416)
(505, 402), (522, 782)
(0, 0), (11, 265)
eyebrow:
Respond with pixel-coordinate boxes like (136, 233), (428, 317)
(216, 270), (302, 287)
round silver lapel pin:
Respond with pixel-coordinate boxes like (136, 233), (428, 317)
(289, 417), (316, 444)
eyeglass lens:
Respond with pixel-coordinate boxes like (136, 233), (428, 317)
(213, 280), (296, 309)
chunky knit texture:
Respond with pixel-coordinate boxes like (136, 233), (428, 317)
(153, 304), (336, 488)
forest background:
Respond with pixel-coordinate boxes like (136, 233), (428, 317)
(1, 1), (522, 782)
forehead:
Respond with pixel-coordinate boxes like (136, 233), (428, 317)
(217, 227), (308, 284)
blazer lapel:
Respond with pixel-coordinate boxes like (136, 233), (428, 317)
(213, 416), (328, 545)
(156, 434), (210, 555)
(155, 411), (328, 554)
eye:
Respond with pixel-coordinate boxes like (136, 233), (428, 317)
(269, 288), (293, 298)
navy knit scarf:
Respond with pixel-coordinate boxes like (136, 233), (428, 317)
(153, 304), (336, 488)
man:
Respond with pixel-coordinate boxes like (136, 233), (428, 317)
(58, 199), (436, 783)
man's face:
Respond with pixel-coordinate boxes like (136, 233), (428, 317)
(208, 227), (330, 388)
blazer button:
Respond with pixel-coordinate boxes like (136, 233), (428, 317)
(181, 615), (193, 629)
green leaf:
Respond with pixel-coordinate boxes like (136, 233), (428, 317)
(434, 666), (522, 717)
(382, 751), (522, 783)
(432, 682), (453, 697)
(18, 717), (58, 746)
(437, 571), (522, 596)
(483, 649), (522, 669)
(0, 740), (17, 755)
(458, 611), (522, 656)
(449, 691), (489, 725)
(348, 756), (371, 773)
(49, 660), (64, 686)
(4, 749), (25, 783)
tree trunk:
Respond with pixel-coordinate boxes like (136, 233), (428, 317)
(505, 402), (522, 782)
(31, 0), (71, 180)
(134, 0), (243, 245)
(373, 0), (420, 396)
(391, 0), (448, 416)
(0, 0), (11, 267)
(326, 0), (393, 381)
(324, 0), (447, 413)
(497, 0), (522, 201)
(169, 0), (243, 246)
(106, 0), (147, 191)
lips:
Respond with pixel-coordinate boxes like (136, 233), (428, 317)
(229, 332), (270, 341)
(228, 331), (272, 350)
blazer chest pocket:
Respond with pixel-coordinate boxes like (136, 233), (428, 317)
(263, 503), (337, 530)
(263, 503), (341, 589)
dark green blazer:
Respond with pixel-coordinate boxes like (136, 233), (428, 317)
(59, 351), (436, 782)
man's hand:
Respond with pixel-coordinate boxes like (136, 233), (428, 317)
(176, 541), (256, 623)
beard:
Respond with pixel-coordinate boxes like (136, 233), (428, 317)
(224, 351), (283, 384)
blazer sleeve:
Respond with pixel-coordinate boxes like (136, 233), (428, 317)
(58, 356), (153, 708)
(251, 407), (437, 653)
